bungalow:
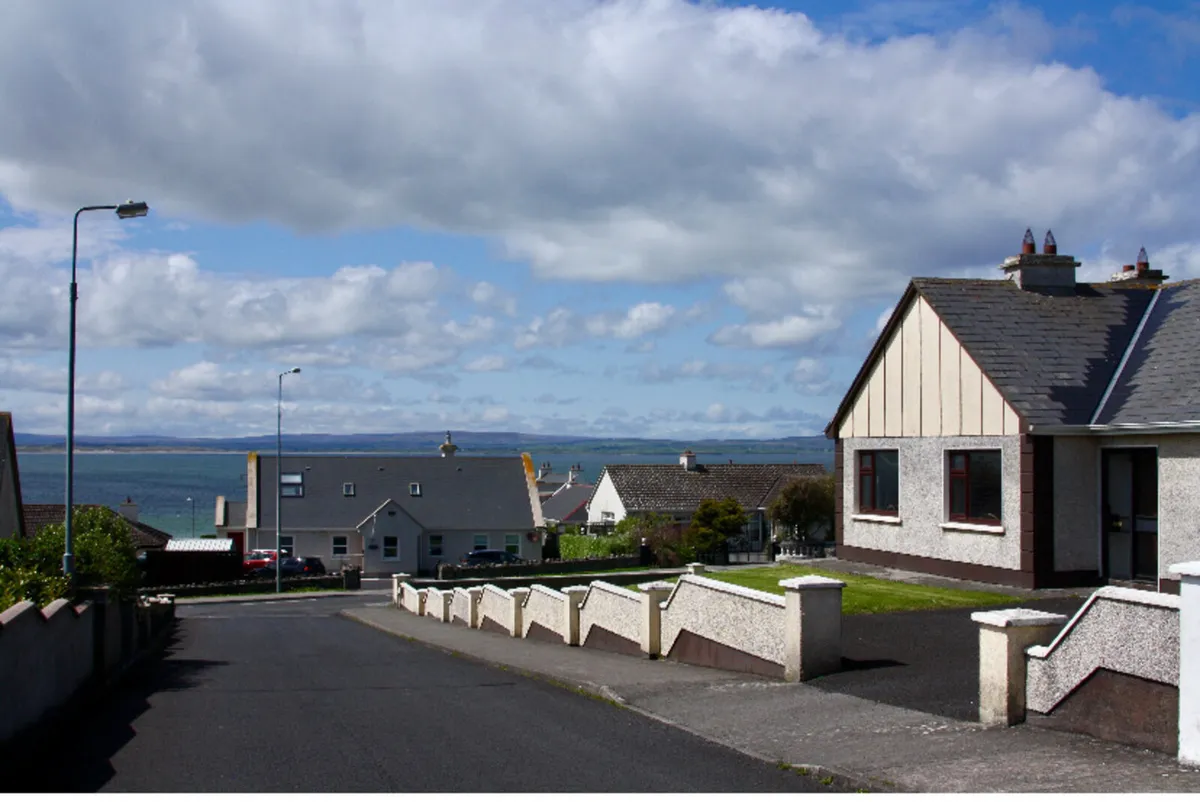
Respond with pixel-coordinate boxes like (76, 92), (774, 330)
(826, 230), (1200, 592)
(233, 447), (545, 576)
(586, 452), (826, 552)
(21, 499), (173, 554)
(1, 412), (23, 540)
(541, 482), (594, 526)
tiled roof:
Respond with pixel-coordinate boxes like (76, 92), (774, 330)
(598, 463), (826, 513)
(22, 504), (172, 550)
(541, 483), (593, 522)
(913, 279), (1156, 428)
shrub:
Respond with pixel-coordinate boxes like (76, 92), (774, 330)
(0, 565), (70, 610)
(768, 474), (835, 542)
(558, 533), (637, 560)
(683, 497), (747, 556)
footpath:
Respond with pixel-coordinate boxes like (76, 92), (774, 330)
(343, 604), (1200, 794)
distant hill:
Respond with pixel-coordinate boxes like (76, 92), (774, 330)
(15, 430), (832, 455)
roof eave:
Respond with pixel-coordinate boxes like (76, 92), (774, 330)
(1030, 421), (1200, 436)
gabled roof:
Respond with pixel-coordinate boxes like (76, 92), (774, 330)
(541, 483), (593, 522)
(21, 503), (173, 550)
(255, 455), (540, 532)
(825, 277), (1200, 436)
(594, 463), (826, 513)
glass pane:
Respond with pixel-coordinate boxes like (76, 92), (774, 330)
(858, 480), (873, 511)
(874, 451), (899, 512)
(968, 451), (1003, 522)
(949, 477), (967, 517)
(474, 535), (488, 549)
(950, 454), (967, 472)
(859, 452), (873, 471)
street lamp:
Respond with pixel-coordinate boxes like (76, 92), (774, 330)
(276, 367), (301, 593)
(186, 496), (195, 538)
(64, 201), (150, 580)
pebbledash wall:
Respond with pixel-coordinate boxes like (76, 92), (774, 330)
(841, 435), (1024, 578)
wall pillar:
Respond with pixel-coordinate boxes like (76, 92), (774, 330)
(428, 590), (452, 623)
(506, 588), (528, 637)
(1170, 561), (1200, 766)
(780, 576), (845, 681)
(465, 588), (484, 628)
(391, 573), (410, 607)
(971, 609), (1067, 726)
(562, 586), (588, 646)
(638, 581), (674, 659)
(686, 563), (706, 576)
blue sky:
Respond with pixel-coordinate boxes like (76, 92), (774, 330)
(2, 0), (1199, 440)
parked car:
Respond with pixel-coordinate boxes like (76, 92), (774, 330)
(250, 556), (327, 578)
(243, 550), (278, 575)
(459, 549), (525, 567)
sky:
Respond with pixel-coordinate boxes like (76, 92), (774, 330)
(2, 0), (1200, 441)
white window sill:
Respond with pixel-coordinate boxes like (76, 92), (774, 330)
(940, 522), (1005, 535)
(851, 514), (903, 526)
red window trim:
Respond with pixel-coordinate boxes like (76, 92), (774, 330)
(857, 450), (897, 515)
(947, 451), (1001, 525)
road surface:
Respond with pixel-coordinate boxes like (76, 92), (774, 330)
(13, 596), (830, 793)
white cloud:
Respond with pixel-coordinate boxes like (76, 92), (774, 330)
(463, 354), (509, 373)
(1, 0), (1193, 319)
(709, 308), (841, 349)
(469, 281), (518, 316)
(515, 301), (678, 349)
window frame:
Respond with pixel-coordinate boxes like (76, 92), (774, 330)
(342, 482), (355, 497)
(280, 472), (304, 498)
(278, 535), (295, 557)
(504, 534), (520, 555)
(857, 449), (899, 515)
(429, 534), (443, 557)
(382, 535), (399, 561)
(947, 450), (1003, 525)
(473, 534), (489, 550)
(409, 482), (422, 497)
(332, 535), (348, 556)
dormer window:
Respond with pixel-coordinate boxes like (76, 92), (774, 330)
(343, 482), (356, 497)
(409, 482), (422, 497)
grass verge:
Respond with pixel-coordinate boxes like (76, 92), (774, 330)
(627, 564), (1023, 615)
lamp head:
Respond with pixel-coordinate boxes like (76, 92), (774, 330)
(115, 201), (150, 219)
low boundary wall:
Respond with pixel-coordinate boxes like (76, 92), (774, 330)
(578, 582), (642, 656)
(520, 585), (570, 643)
(660, 574), (787, 678)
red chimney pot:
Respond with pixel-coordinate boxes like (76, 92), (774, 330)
(1021, 228), (1036, 255)
(1043, 230), (1057, 255)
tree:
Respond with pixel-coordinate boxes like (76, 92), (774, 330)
(19, 507), (139, 598)
(768, 474), (835, 542)
(684, 498), (747, 556)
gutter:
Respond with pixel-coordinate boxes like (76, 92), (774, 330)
(1030, 420), (1200, 436)
(1089, 286), (1163, 426)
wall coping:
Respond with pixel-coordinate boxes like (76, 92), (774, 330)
(1168, 561), (1200, 578)
(1026, 585), (1180, 660)
(586, 580), (641, 602)
(665, 572), (786, 609)
(525, 584), (567, 603)
(971, 608), (1068, 628)
(779, 576), (847, 591)
(0, 598), (92, 630)
(481, 584), (514, 601)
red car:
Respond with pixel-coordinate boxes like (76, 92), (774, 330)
(243, 550), (278, 576)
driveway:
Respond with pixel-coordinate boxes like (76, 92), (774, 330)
(10, 597), (832, 793)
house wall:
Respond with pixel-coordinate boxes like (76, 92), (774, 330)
(838, 297), (1021, 439)
(586, 473), (628, 524)
(361, 511), (421, 575)
(416, 531), (538, 574)
(246, 528), (363, 570)
(841, 435), (1023, 571)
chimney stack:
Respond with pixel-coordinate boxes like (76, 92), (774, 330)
(118, 497), (139, 523)
(1000, 228), (1080, 293)
(439, 430), (458, 457)
(567, 464), (582, 485)
(1110, 246), (1167, 285)
(680, 450), (697, 472)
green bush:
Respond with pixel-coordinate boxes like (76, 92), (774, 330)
(684, 498), (747, 556)
(0, 506), (139, 607)
(558, 533), (637, 560)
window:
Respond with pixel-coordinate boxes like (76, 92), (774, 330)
(601, 511), (615, 523)
(332, 535), (348, 556)
(383, 536), (399, 560)
(473, 534), (489, 550)
(279, 535), (294, 557)
(504, 534), (520, 555)
(343, 482), (355, 497)
(429, 535), (443, 557)
(280, 473), (304, 498)
(857, 450), (899, 514)
(947, 451), (1002, 524)
(409, 482), (422, 497)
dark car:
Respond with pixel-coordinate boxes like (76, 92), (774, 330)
(459, 549), (525, 567)
(251, 556), (327, 578)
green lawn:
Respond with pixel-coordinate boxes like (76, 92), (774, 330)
(627, 564), (1024, 615)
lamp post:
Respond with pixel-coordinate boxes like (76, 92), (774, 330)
(276, 367), (301, 593)
(64, 201), (150, 580)
(186, 496), (195, 538)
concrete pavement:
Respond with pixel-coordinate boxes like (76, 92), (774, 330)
(344, 603), (1200, 794)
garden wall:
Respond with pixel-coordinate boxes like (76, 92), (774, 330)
(437, 554), (641, 581)
(660, 574), (787, 678)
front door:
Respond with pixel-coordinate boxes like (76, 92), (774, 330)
(1101, 448), (1158, 582)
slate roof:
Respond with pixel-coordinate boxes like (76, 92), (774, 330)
(596, 463), (827, 513)
(541, 483), (593, 522)
(255, 455), (538, 532)
(21, 503), (172, 550)
(828, 276), (1200, 435)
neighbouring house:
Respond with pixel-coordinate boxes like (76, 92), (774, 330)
(826, 230), (1200, 592)
(535, 461), (584, 501)
(541, 482), (594, 526)
(21, 499), (173, 554)
(586, 452), (827, 554)
(0, 412), (24, 540)
(232, 445), (545, 576)
(214, 497), (248, 554)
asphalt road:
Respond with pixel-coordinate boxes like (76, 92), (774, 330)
(12, 597), (831, 793)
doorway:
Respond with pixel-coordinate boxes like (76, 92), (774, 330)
(1101, 448), (1158, 582)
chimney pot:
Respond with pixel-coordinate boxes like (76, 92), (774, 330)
(1021, 228), (1036, 255)
(1136, 246), (1149, 273)
(1042, 230), (1057, 255)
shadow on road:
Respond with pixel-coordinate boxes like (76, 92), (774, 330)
(1, 630), (227, 793)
